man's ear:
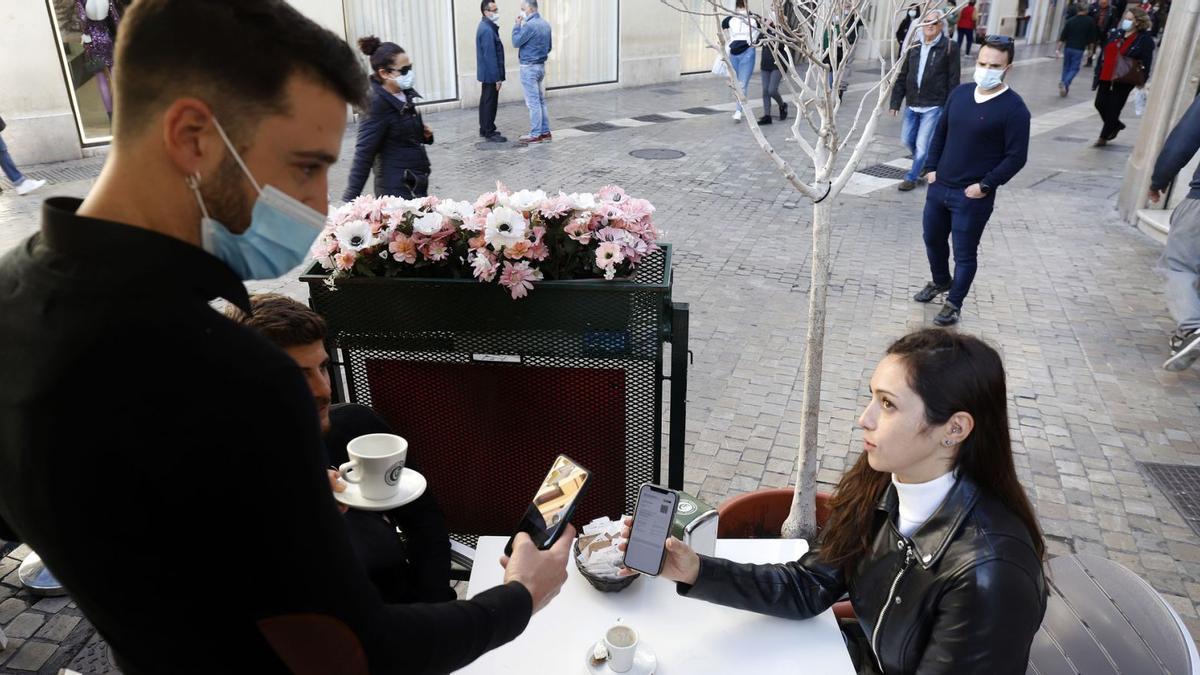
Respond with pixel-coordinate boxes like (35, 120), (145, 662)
(161, 98), (223, 179)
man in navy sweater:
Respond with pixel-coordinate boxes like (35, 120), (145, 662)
(914, 35), (1031, 326)
(1149, 94), (1200, 371)
(477, 1), (507, 143)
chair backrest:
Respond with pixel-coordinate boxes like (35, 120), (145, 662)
(1027, 553), (1199, 675)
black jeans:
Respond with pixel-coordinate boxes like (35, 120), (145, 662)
(1094, 80), (1134, 140)
(761, 69), (784, 115)
(957, 28), (974, 55)
(479, 82), (499, 137)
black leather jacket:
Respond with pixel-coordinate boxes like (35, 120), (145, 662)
(678, 476), (1046, 674)
(343, 78), (434, 202)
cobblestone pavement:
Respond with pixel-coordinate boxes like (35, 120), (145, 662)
(4, 44), (1200, 670)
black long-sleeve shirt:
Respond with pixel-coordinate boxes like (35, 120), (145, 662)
(0, 198), (531, 674)
(925, 83), (1031, 192)
(1150, 94), (1200, 197)
(324, 403), (456, 604)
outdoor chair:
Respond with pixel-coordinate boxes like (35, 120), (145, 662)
(716, 488), (856, 621)
(1026, 553), (1199, 674)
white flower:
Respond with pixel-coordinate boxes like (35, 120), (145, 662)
(436, 199), (476, 223)
(412, 212), (445, 236)
(507, 189), (547, 213)
(380, 196), (425, 217)
(567, 192), (598, 211)
(334, 220), (377, 251)
(484, 206), (528, 249)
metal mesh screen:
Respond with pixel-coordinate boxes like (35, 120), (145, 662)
(303, 247), (673, 545)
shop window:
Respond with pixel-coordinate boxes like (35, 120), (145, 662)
(342, 0), (459, 104)
(46, 0), (131, 144)
(542, 0), (619, 89)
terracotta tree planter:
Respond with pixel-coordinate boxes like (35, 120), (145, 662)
(717, 488), (855, 621)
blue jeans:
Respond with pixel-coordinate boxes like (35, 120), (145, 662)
(1061, 47), (1084, 90)
(1164, 197), (1200, 333)
(902, 107), (943, 182)
(519, 63), (550, 136)
(923, 181), (996, 309)
(729, 47), (756, 113)
(0, 134), (25, 185)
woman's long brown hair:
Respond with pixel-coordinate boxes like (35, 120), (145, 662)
(819, 329), (1045, 574)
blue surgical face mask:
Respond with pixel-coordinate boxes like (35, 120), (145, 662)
(188, 117), (325, 280)
(487, 11), (499, 23)
(394, 70), (415, 89)
(973, 66), (1005, 90)
(1120, 18), (1134, 30)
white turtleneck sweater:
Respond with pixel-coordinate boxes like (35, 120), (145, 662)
(892, 471), (956, 537)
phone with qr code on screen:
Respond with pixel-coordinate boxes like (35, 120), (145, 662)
(622, 483), (679, 576)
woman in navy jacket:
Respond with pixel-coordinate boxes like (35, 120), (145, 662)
(1091, 6), (1155, 147)
(343, 37), (434, 201)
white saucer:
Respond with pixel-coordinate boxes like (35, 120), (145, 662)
(333, 469), (427, 511)
(584, 641), (657, 675)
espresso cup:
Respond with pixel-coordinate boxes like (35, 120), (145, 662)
(604, 624), (638, 673)
(339, 434), (408, 501)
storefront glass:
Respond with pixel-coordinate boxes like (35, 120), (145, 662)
(342, 0), (459, 104)
(543, 0), (619, 89)
(46, 0), (130, 144)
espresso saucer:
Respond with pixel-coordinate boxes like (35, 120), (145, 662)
(584, 641), (657, 675)
(334, 469), (426, 511)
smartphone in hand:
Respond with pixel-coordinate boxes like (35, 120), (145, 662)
(504, 454), (591, 557)
(622, 483), (679, 576)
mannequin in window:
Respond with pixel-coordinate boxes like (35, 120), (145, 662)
(77, 0), (122, 123)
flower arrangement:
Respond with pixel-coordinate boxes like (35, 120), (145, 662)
(311, 183), (660, 299)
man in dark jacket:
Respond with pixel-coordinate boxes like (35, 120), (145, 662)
(227, 294), (457, 603)
(1057, 3), (1100, 96)
(890, 10), (961, 192)
(1085, 0), (1120, 65)
(1149, 94), (1200, 371)
(0, 1), (572, 672)
(477, 1), (507, 143)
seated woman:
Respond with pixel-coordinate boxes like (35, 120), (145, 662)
(622, 328), (1047, 674)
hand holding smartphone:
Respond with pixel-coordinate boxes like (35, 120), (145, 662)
(621, 483), (679, 576)
(504, 454), (591, 557)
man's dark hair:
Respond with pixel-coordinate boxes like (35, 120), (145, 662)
(481, 1), (495, 14)
(358, 36), (406, 82)
(114, 0), (367, 144)
(981, 37), (1016, 64)
(225, 294), (327, 349)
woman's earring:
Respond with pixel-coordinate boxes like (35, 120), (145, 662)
(943, 439), (954, 447)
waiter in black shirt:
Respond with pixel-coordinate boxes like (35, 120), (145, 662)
(0, 1), (571, 673)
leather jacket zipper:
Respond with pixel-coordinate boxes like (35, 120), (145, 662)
(872, 542), (917, 674)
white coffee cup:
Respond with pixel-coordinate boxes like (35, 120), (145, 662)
(339, 434), (408, 501)
(604, 624), (638, 673)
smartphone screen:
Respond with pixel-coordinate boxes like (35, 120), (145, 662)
(504, 455), (591, 556)
(623, 484), (679, 576)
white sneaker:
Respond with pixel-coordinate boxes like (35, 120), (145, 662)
(733, 110), (743, 122)
(16, 179), (45, 196)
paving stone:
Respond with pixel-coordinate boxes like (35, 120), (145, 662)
(0, 597), (28, 624)
(3, 639), (56, 671)
(3, 611), (45, 639)
(31, 595), (71, 614)
(34, 613), (81, 642)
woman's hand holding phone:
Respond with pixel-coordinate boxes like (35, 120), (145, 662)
(617, 516), (701, 585)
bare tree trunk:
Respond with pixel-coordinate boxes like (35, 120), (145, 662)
(781, 196), (833, 541)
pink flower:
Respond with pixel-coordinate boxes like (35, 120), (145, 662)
(537, 194), (574, 219)
(421, 196), (441, 210)
(474, 192), (498, 210)
(564, 219), (593, 244)
(596, 242), (625, 268)
(620, 198), (655, 223)
(495, 181), (510, 195)
(423, 241), (449, 261)
(528, 241), (550, 261)
(389, 234), (417, 264)
(309, 235), (337, 259)
(463, 214), (488, 232)
(599, 204), (624, 224)
(598, 185), (628, 205)
(504, 240), (532, 260)
(471, 251), (499, 282)
(335, 251), (357, 271)
(468, 235), (487, 252)
(499, 261), (543, 299)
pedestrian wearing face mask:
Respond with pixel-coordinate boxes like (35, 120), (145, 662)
(896, 4), (920, 55)
(343, 36), (434, 201)
(915, 36), (1030, 327)
(477, 1), (507, 143)
(1091, 6), (1155, 147)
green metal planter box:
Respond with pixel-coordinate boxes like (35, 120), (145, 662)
(299, 245), (688, 543)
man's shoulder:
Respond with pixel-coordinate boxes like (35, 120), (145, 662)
(1001, 88), (1032, 117)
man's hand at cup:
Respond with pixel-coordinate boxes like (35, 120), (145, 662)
(500, 525), (574, 614)
(615, 516), (701, 585)
(327, 469), (349, 514)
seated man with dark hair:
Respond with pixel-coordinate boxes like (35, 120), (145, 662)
(227, 293), (455, 603)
